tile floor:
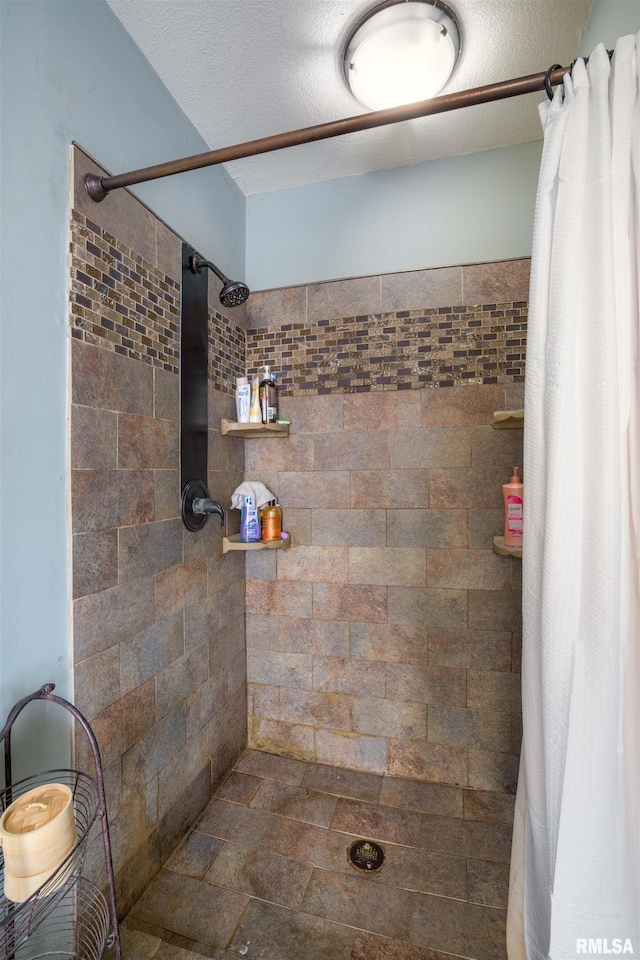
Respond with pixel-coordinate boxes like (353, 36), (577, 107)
(121, 749), (513, 960)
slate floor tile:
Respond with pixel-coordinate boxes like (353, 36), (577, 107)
(379, 776), (463, 819)
(204, 840), (313, 908)
(130, 870), (249, 947)
(228, 898), (355, 960)
(463, 789), (516, 824)
(271, 818), (356, 874)
(250, 779), (338, 827)
(236, 749), (308, 785)
(197, 799), (283, 847)
(167, 934), (246, 957)
(164, 831), (224, 879)
(412, 894), (507, 960)
(368, 843), (467, 899)
(301, 867), (413, 941)
(160, 941), (234, 959)
(215, 771), (263, 806)
(125, 748), (513, 960)
(351, 932), (462, 960)
(331, 797), (421, 847)
(122, 916), (172, 941)
(120, 924), (161, 959)
(301, 762), (383, 802)
(420, 815), (512, 863)
(467, 858), (510, 908)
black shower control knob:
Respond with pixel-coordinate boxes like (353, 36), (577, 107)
(192, 498), (222, 516)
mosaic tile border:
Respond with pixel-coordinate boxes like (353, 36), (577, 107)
(208, 307), (245, 396)
(246, 302), (527, 395)
(69, 209), (181, 373)
(70, 206), (527, 397)
(69, 210), (246, 395)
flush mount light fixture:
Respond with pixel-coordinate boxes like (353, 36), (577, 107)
(343, 0), (461, 111)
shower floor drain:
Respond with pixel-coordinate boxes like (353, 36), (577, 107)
(348, 839), (385, 871)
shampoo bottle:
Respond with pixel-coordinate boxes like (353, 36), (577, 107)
(503, 467), (523, 547)
(249, 375), (261, 423)
(259, 365), (277, 423)
(235, 376), (251, 423)
(240, 495), (260, 542)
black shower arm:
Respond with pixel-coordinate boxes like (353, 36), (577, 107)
(189, 255), (230, 286)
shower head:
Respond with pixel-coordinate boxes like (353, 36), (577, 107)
(220, 279), (250, 308)
(189, 255), (250, 308)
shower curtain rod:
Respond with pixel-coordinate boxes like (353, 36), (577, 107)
(84, 60), (574, 202)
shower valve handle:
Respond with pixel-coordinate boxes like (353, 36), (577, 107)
(181, 479), (228, 534)
(191, 498), (226, 530)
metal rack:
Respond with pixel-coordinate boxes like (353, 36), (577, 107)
(0, 684), (120, 960)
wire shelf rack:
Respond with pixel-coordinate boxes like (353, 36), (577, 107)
(0, 770), (98, 958)
(2, 878), (110, 960)
(0, 685), (121, 960)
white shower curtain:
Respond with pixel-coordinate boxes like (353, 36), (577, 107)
(507, 36), (640, 960)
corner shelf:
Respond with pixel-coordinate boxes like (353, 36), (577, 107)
(223, 534), (291, 555)
(493, 536), (522, 559)
(221, 419), (290, 439)
(492, 409), (524, 429)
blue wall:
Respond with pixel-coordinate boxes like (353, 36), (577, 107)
(245, 0), (640, 291)
(246, 140), (542, 290)
(579, 0), (639, 56)
(0, 0), (245, 773)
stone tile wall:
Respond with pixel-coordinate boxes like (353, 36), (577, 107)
(70, 147), (247, 916)
(244, 262), (527, 796)
(69, 144), (526, 916)
(246, 259), (529, 393)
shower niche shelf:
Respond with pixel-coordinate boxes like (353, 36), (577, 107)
(493, 536), (522, 559)
(492, 409), (524, 428)
(221, 420), (290, 439)
(222, 534), (291, 555)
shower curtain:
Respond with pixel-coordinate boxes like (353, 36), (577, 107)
(507, 36), (640, 960)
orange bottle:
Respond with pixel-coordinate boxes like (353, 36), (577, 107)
(261, 502), (282, 541)
(503, 467), (523, 547)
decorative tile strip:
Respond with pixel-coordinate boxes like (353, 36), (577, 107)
(69, 210), (245, 395)
(69, 210), (180, 373)
(208, 307), (246, 396)
(246, 302), (527, 395)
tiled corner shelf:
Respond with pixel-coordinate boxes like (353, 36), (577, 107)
(221, 419), (290, 438)
(492, 409), (524, 429)
(493, 536), (522, 559)
(222, 534), (291, 555)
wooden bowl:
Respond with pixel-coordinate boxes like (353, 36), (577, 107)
(0, 783), (77, 902)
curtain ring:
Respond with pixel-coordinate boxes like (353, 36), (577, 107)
(544, 63), (563, 100)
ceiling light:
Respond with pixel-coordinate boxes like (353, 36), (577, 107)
(343, 0), (462, 111)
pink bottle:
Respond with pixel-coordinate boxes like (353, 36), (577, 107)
(503, 467), (523, 547)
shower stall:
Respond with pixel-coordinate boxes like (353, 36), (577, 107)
(66, 32), (638, 960)
(69, 139), (524, 957)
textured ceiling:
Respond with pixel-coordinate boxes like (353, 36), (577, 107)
(106, 0), (593, 196)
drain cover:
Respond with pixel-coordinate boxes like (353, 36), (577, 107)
(348, 839), (385, 871)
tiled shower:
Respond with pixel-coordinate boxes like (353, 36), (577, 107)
(69, 145), (523, 958)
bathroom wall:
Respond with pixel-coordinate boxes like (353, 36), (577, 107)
(243, 260), (525, 795)
(245, 0), (640, 291)
(69, 147), (247, 915)
(0, 0), (246, 779)
(246, 141), (541, 290)
(579, 0), (640, 57)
